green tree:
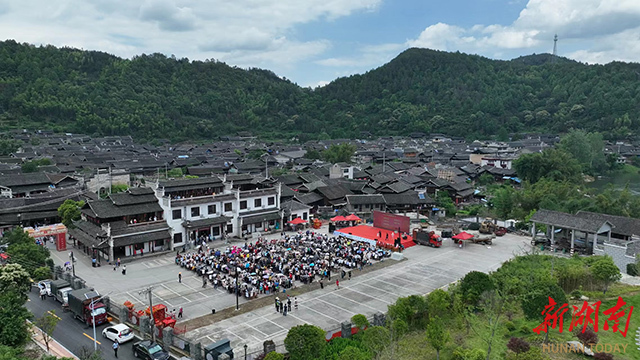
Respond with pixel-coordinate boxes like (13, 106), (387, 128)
(167, 168), (183, 178)
(57, 199), (85, 228)
(0, 139), (21, 156)
(426, 316), (450, 360)
(436, 191), (456, 217)
(427, 289), (450, 317)
(350, 314), (369, 329)
(477, 173), (494, 186)
(33, 266), (52, 281)
(496, 127), (509, 142)
(559, 129), (606, 175)
(390, 319), (408, 340)
(36, 310), (60, 353)
(359, 326), (390, 356)
(304, 149), (321, 160)
(0, 290), (31, 347)
(284, 324), (326, 360)
(492, 187), (515, 220)
(337, 346), (369, 360)
(591, 256), (621, 295)
(263, 352), (284, 360)
(0, 263), (31, 297)
(465, 290), (507, 360)
(2, 227), (50, 276)
(322, 144), (356, 164)
(460, 271), (494, 306)
(21, 161), (38, 173)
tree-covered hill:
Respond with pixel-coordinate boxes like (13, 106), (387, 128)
(1, 40), (640, 141)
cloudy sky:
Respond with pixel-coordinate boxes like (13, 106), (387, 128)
(1, 0), (639, 87)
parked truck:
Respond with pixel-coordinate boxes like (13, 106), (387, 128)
(50, 279), (72, 304)
(67, 288), (108, 326)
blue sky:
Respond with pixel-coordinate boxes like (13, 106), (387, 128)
(1, 0), (639, 87)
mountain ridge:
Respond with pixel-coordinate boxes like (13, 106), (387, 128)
(0, 40), (639, 142)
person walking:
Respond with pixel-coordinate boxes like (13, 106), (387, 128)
(117, 258), (120, 267)
(112, 341), (119, 358)
(122, 265), (126, 275)
(287, 297), (292, 312)
(202, 276), (206, 288)
(275, 298), (279, 312)
(40, 287), (47, 300)
(283, 305), (288, 316)
(341, 269), (346, 279)
(336, 279), (340, 289)
(320, 279), (324, 289)
(178, 272), (182, 283)
(348, 270), (352, 280)
(178, 307), (183, 318)
(294, 297), (298, 310)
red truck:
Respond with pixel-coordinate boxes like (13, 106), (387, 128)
(67, 288), (108, 326)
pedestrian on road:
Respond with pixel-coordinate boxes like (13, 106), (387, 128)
(178, 272), (182, 283)
(202, 277), (206, 288)
(287, 297), (292, 312)
(341, 270), (346, 279)
(117, 258), (121, 267)
(178, 307), (183, 318)
(348, 270), (352, 280)
(283, 306), (287, 316)
(294, 297), (298, 310)
(122, 265), (126, 275)
(336, 279), (340, 289)
(40, 287), (46, 300)
(113, 341), (119, 358)
(320, 279), (324, 289)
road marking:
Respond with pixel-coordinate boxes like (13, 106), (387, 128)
(83, 333), (101, 345)
(47, 311), (61, 320)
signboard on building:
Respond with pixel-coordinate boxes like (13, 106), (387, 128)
(373, 211), (410, 233)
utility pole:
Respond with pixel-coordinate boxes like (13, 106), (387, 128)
(69, 251), (76, 277)
(108, 167), (112, 195)
(139, 286), (156, 343)
(235, 267), (240, 310)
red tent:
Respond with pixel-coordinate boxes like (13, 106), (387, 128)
(452, 232), (474, 240)
(331, 216), (346, 222)
(344, 214), (361, 221)
(288, 218), (306, 225)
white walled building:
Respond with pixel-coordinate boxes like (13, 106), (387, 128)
(156, 176), (282, 248)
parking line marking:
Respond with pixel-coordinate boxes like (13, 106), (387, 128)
(47, 311), (61, 320)
(83, 333), (101, 344)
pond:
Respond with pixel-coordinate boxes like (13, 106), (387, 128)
(588, 171), (640, 195)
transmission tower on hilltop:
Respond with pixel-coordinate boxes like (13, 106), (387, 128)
(551, 34), (558, 64)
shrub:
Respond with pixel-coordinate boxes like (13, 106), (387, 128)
(506, 347), (550, 360)
(505, 321), (516, 332)
(452, 348), (485, 360)
(351, 314), (369, 329)
(627, 263), (638, 276)
(570, 289), (582, 299)
(506, 337), (530, 354)
(594, 353), (614, 360)
(359, 326), (390, 356)
(264, 352), (284, 360)
(575, 326), (598, 346)
(521, 283), (568, 321)
(519, 325), (531, 334)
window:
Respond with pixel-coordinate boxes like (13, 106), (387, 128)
(172, 209), (181, 220)
(226, 224), (233, 233)
(173, 233), (183, 244)
(240, 200), (247, 209)
(207, 204), (217, 214)
(191, 207), (200, 217)
(303, 212), (308, 220)
(224, 202), (232, 212)
(268, 197), (275, 206)
(254, 198), (262, 207)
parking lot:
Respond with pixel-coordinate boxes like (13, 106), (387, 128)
(49, 230), (530, 357)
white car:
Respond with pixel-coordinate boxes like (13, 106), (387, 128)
(38, 280), (52, 296)
(102, 324), (134, 344)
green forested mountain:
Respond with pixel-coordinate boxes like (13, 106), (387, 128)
(1, 40), (640, 141)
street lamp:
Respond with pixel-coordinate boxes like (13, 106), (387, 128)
(90, 292), (112, 351)
(244, 344), (247, 360)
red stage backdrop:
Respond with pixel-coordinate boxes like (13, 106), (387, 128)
(373, 211), (410, 233)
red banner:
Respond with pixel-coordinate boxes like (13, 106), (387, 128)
(373, 211), (410, 233)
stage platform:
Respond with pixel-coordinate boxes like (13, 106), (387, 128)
(334, 225), (416, 248)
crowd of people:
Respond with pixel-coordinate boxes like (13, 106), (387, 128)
(175, 230), (392, 300)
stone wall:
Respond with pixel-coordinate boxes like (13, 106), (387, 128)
(593, 242), (636, 274)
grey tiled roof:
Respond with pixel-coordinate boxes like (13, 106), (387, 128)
(531, 209), (612, 233)
(575, 211), (640, 237)
(346, 194), (386, 205)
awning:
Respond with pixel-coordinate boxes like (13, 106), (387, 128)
(241, 211), (280, 225)
(68, 228), (109, 249)
(333, 230), (376, 246)
(182, 216), (230, 229)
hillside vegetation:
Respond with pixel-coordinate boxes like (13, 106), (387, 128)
(1, 40), (640, 141)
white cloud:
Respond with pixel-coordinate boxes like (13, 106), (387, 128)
(0, 0), (381, 79)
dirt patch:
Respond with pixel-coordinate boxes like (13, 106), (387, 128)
(181, 256), (406, 331)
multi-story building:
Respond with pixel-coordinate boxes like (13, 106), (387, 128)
(155, 176), (282, 248)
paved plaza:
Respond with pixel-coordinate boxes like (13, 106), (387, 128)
(48, 229), (531, 357)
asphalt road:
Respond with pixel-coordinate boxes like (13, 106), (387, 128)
(26, 289), (137, 360)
